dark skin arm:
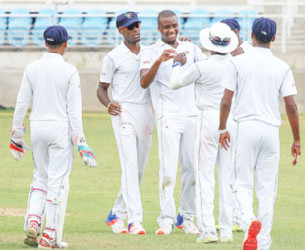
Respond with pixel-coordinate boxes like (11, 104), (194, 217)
(97, 82), (121, 116)
(284, 95), (301, 166)
(140, 49), (176, 89)
(219, 89), (234, 150)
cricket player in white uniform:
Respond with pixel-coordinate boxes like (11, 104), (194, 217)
(169, 23), (238, 243)
(97, 12), (153, 235)
(140, 10), (206, 235)
(10, 25), (97, 249)
(221, 18), (252, 56)
(219, 17), (301, 250)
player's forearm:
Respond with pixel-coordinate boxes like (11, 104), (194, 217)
(12, 100), (29, 128)
(219, 90), (233, 130)
(285, 96), (300, 143)
(140, 60), (162, 89)
(97, 83), (111, 107)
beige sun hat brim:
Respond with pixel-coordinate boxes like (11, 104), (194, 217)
(199, 27), (239, 53)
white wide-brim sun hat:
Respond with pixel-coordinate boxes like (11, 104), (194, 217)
(200, 22), (239, 53)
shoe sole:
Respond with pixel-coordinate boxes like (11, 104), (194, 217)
(155, 231), (172, 235)
(26, 227), (37, 239)
(243, 220), (262, 250)
(130, 230), (146, 235)
(24, 237), (38, 247)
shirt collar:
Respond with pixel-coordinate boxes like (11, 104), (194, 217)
(251, 46), (272, 54)
(209, 54), (232, 61)
(43, 52), (64, 60)
(156, 39), (180, 48)
(119, 41), (143, 54)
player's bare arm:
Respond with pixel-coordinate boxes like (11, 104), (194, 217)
(140, 49), (176, 89)
(219, 89), (234, 150)
(284, 95), (301, 165)
(97, 82), (121, 116)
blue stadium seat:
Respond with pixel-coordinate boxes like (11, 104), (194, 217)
(237, 10), (259, 41)
(7, 8), (32, 46)
(32, 8), (57, 46)
(182, 9), (210, 46)
(0, 9), (7, 45)
(138, 9), (158, 45)
(58, 8), (83, 45)
(106, 18), (123, 46)
(81, 9), (107, 46)
(211, 9), (234, 24)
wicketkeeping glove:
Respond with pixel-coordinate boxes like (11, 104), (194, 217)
(9, 126), (31, 161)
(72, 133), (97, 167)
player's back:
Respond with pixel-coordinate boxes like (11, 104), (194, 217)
(230, 47), (293, 126)
(195, 54), (232, 110)
(27, 53), (78, 122)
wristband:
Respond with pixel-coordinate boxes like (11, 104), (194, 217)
(293, 143), (301, 148)
(173, 61), (182, 67)
(219, 129), (227, 134)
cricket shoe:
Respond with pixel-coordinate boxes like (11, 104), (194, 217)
(242, 220), (262, 250)
(128, 223), (146, 235)
(38, 233), (68, 249)
(196, 232), (219, 244)
(24, 220), (39, 247)
(175, 214), (199, 235)
(155, 224), (173, 235)
(105, 211), (128, 234)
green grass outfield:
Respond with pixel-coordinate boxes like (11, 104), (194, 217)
(0, 111), (304, 250)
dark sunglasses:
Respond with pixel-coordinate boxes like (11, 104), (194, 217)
(126, 22), (140, 31)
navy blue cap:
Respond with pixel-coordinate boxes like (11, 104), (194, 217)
(43, 25), (72, 45)
(221, 18), (240, 31)
(252, 17), (276, 43)
(116, 11), (141, 28)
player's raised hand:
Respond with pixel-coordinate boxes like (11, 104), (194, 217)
(9, 126), (31, 161)
(158, 49), (177, 63)
(73, 134), (97, 167)
(291, 141), (301, 166)
(219, 130), (230, 151)
(107, 101), (121, 116)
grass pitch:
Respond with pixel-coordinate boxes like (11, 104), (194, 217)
(0, 111), (304, 249)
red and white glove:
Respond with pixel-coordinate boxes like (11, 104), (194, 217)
(9, 126), (31, 161)
(72, 133), (97, 167)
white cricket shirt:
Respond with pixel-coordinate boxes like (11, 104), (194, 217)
(13, 53), (83, 134)
(222, 47), (297, 126)
(100, 42), (151, 104)
(140, 39), (207, 119)
(170, 54), (232, 110)
(240, 41), (252, 53)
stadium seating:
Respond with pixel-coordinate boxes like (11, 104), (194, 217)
(237, 9), (259, 42)
(106, 18), (123, 46)
(58, 8), (83, 45)
(210, 9), (234, 24)
(0, 9), (7, 45)
(32, 8), (57, 46)
(138, 9), (158, 45)
(182, 9), (210, 46)
(81, 9), (108, 46)
(7, 8), (32, 46)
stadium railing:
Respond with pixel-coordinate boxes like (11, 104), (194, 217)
(0, 5), (304, 53)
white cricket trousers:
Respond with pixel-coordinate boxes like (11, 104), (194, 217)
(111, 103), (154, 225)
(195, 109), (235, 239)
(25, 121), (73, 242)
(156, 116), (197, 226)
(233, 120), (280, 250)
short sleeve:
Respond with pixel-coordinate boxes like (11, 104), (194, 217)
(140, 47), (154, 70)
(221, 60), (238, 92)
(99, 54), (116, 83)
(280, 68), (297, 97)
(193, 44), (207, 62)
